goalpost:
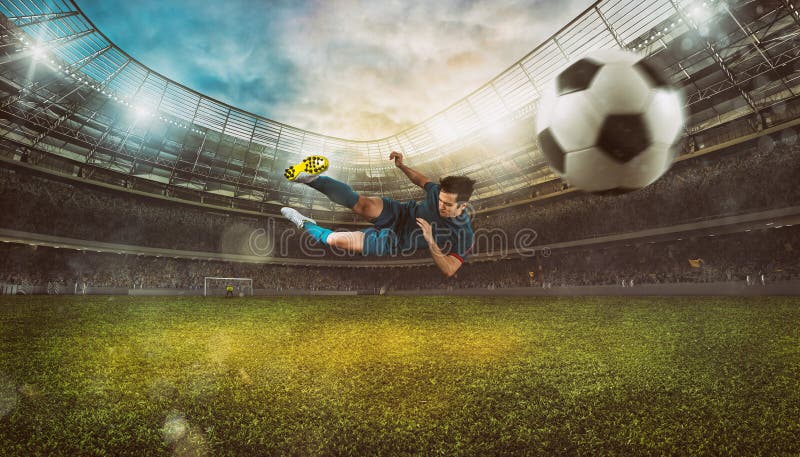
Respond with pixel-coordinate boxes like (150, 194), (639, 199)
(204, 277), (254, 297)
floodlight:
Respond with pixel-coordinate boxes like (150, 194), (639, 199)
(30, 44), (45, 60)
(133, 105), (152, 119)
(689, 4), (712, 23)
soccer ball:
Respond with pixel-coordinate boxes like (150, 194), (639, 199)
(535, 49), (685, 193)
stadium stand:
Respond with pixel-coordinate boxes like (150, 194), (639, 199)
(2, 137), (799, 261)
(2, 223), (797, 292)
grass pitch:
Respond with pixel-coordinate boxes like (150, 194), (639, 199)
(0, 295), (798, 456)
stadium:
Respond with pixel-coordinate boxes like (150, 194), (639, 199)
(0, 0), (798, 454)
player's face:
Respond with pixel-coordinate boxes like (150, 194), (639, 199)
(438, 191), (465, 218)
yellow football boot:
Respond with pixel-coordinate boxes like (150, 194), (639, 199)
(284, 155), (329, 183)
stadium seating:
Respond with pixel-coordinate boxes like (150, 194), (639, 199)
(2, 223), (797, 290)
(1, 137), (798, 262)
(2, 131), (800, 293)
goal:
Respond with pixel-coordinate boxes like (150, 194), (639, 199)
(203, 277), (254, 297)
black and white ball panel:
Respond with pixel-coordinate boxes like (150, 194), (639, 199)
(549, 91), (604, 152)
(634, 59), (672, 88)
(588, 62), (653, 114)
(619, 143), (674, 189)
(536, 128), (566, 174)
(556, 58), (602, 96)
(563, 147), (626, 192)
(598, 114), (651, 163)
(563, 142), (671, 192)
(643, 89), (684, 145)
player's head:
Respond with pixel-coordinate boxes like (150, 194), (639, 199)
(439, 176), (475, 218)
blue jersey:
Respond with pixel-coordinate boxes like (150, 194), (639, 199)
(362, 182), (475, 261)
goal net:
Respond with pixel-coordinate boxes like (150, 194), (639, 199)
(204, 277), (254, 297)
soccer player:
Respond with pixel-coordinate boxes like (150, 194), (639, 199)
(280, 152), (475, 277)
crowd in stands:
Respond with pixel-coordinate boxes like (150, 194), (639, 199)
(0, 168), (285, 255)
(1, 224), (797, 291)
(400, 224), (800, 289)
(474, 139), (800, 247)
(1, 137), (799, 262)
(1, 129), (799, 292)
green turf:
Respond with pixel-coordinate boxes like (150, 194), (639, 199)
(0, 296), (798, 456)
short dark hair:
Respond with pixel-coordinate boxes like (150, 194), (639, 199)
(440, 176), (476, 203)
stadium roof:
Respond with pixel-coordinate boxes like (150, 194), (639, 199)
(0, 0), (798, 213)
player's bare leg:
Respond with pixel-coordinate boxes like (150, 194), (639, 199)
(351, 196), (383, 221)
(281, 208), (365, 252)
(326, 231), (365, 253)
(285, 155), (383, 222)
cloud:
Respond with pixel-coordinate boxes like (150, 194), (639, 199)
(79, 0), (596, 139)
(268, 0), (597, 139)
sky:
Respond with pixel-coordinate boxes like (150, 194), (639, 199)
(78, 0), (596, 140)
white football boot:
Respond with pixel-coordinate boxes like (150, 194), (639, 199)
(280, 207), (316, 229)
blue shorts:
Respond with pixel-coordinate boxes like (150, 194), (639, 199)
(360, 197), (404, 256)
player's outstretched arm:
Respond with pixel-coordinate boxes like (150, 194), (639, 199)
(416, 218), (462, 277)
(390, 151), (430, 189)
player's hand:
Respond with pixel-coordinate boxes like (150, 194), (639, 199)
(416, 218), (435, 245)
(389, 151), (404, 168)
